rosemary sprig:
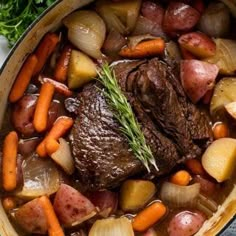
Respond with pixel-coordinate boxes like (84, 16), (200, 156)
(97, 64), (158, 172)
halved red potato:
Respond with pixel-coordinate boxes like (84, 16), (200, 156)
(180, 59), (219, 103)
(53, 184), (96, 227)
(178, 32), (216, 58)
(163, 2), (200, 36)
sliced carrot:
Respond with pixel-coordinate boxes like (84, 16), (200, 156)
(54, 45), (72, 82)
(33, 33), (59, 76)
(39, 76), (73, 97)
(45, 138), (60, 156)
(2, 131), (18, 191)
(39, 195), (64, 236)
(9, 54), (38, 103)
(119, 38), (165, 58)
(33, 82), (55, 133)
(180, 46), (196, 59)
(132, 202), (167, 232)
(2, 197), (16, 211)
(36, 116), (74, 157)
(185, 159), (206, 175)
(170, 170), (192, 186)
(212, 122), (229, 140)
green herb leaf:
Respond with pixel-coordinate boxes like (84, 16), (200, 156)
(97, 64), (159, 172)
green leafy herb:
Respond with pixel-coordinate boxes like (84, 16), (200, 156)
(97, 64), (158, 172)
(0, 0), (56, 46)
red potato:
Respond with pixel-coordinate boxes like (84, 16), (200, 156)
(193, 175), (217, 196)
(142, 228), (157, 236)
(88, 190), (118, 217)
(178, 32), (216, 58)
(180, 59), (219, 103)
(180, 46), (196, 59)
(141, 1), (164, 25)
(15, 198), (48, 234)
(192, 0), (205, 13)
(202, 89), (214, 105)
(163, 2), (200, 36)
(53, 184), (97, 227)
(168, 210), (206, 236)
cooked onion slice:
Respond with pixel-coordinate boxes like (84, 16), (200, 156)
(51, 138), (75, 175)
(160, 182), (200, 207)
(89, 217), (134, 236)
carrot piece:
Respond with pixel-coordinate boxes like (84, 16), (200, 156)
(170, 170), (192, 186)
(9, 54), (38, 103)
(36, 116), (74, 157)
(45, 138), (60, 156)
(33, 82), (55, 133)
(212, 122), (229, 140)
(185, 159), (206, 175)
(33, 33), (59, 76)
(119, 38), (165, 58)
(2, 131), (18, 191)
(132, 201), (167, 232)
(39, 76), (73, 97)
(2, 197), (16, 211)
(180, 46), (196, 59)
(39, 195), (64, 236)
(54, 45), (72, 82)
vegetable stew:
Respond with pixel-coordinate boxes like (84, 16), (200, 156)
(1, 0), (236, 235)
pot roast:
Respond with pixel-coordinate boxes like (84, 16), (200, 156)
(70, 58), (212, 190)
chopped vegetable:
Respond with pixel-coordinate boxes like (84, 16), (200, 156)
(185, 159), (206, 175)
(15, 198), (48, 235)
(212, 122), (229, 139)
(120, 179), (156, 212)
(39, 195), (64, 236)
(89, 217), (134, 236)
(96, 0), (141, 35)
(36, 116), (73, 157)
(178, 32), (216, 58)
(142, 228), (157, 236)
(33, 82), (55, 133)
(119, 38), (165, 58)
(9, 54), (38, 103)
(17, 154), (60, 198)
(167, 210), (206, 236)
(198, 2), (230, 37)
(50, 138), (75, 175)
(160, 182), (200, 207)
(63, 10), (106, 59)
(170, 170), (192, 186)
(204, 39), (236, 75)
(2, 197), (16, 211)
(67, 50), (97, 89)
(53, 184), (96, 227)
(225, 101), (236, 119)
(201, 138), (236, 182)
(45, 138), (60, 156)
(180, 59), (219, 103)
(132, 202), (167, 232)
(210, 77), (236, 118)
(97, 64), (158, 172)
(2, 131), (18, 191)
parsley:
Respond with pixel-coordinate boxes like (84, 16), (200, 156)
(0, 0), (56, 46)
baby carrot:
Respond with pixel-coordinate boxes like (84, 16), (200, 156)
(45, 138), (60, 156)
(2, 197), (16, 211)
(2, 131), (18, 191)
(33, 33), (59, 76)
(212, 122), (229, 140)
(39, 195), (64, 236)
(54, 45), (72, 82)
(185, 159), (206, 175)
(33, 82), (55, 133)
(119, 38), (165, 58)
(170, 170), (192, 186)
(39, 76), (73, 97)
(132, 202), (167, 232)
(9, 54), (38, 103)
(36, 116), (73, 157)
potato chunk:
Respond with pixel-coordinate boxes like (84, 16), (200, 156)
(202, 138), (236, 182)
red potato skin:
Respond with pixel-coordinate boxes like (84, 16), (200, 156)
(53, 184), (96, 226)
(193, 175), (217, 196)
(142, 228), (157, 236)
(88, 190), (118, 217)
(15, 198), (48, 234)
(163, 2), (200, 37)
(168, 210), (206, 236)
(178, 32), (216, 58)
(141, 1), (164, 25)
(180, 59), (219, 103)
